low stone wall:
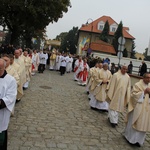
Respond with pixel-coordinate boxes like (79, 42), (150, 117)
(129, 74), (143, 87)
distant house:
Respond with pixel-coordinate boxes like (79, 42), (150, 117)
(135, 52), (145, 60)
(77, 15), (135, 57)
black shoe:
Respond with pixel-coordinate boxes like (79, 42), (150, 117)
(99, 109), (108, 113)
(111, 123), (116, 128)
(135, 142), (141, 147)
(87, 91), (89, 95)
(16, 99), (21, 103)
(108, 118), (117, 128)
(23, 87), (27, 90)
(90, 107), (98, 111)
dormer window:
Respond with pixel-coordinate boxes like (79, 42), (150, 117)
(98, 21), (105, 31)
(112, 27), (116, 32)
(99, 25), (104, 30)
(110, 23), (118, 32)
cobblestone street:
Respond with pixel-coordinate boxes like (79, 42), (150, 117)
(8, 70), (150, 150)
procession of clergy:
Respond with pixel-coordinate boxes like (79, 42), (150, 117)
(73, 56), (150, 147)
(0, 48), (77, 150)
(1, 48), (74, 102)
(1, 49), (150, 148)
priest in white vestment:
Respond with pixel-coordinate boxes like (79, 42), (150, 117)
(88, 63), (103, 101)
(55, 53), (61, 71)
(23, 51), (32, 89)
(14, 49), (26, 88)
(107, 65), (131, 127)
(123, 73), (150, 147)
(9, 54), (23, 102)
(32, 50), (39, 75)
(0, 59), (17, 150)
(89, 63), (112, 111)
(86, 62), (99, 94)
(2, 54), (20, 86)
(49, 51), (56, 70)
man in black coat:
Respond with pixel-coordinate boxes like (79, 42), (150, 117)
(140, 61), (147, 76)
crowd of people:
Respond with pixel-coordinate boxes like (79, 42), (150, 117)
(73, 56), (150, 147)
(0, 48), (34, 149)
(0, 47), (150, 149)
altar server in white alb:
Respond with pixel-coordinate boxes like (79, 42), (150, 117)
(107, 65), (131, 128)
(2, 54), (20, 116)
(38, 50), (46, 73)
(124, 73), (150, 147)
(60, 53), (67, 75)
(0, 59), (17, 150)
(66, 54), (73, 73)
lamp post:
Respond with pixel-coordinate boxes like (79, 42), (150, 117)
(86, 18), (93, 57)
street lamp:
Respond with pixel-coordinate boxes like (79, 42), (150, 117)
(86, 18), (93, 57)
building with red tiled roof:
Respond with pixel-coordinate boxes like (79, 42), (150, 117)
(77, 15), (135, 57)
(90, 40), (116, 55)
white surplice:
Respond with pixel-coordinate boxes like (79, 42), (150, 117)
(0, 73), (17, 132)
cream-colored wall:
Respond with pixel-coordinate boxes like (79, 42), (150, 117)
(125, 39), (132, 57)
(130, 76), (142, 87)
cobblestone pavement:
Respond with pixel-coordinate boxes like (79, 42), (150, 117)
(8, 70), (150, 150)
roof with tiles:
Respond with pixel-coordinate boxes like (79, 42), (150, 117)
(90, 40), (116, 54)
(79, 16), (135, 39)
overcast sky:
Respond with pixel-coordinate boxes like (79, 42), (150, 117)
(46, 0), (150, 54)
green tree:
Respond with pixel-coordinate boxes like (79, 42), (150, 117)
(99, 20), (109, 42)
(60, 27), (78, 54)
(0, 0), (71, 47)
(130, 40), (136, 58)
(55, 32), (68, 42)
(143, 48), (150, 61)
(112, 21), (123, 54)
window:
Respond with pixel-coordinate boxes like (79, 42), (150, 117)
(99, 25), (104, 30)
(112, 27), (116, 32)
